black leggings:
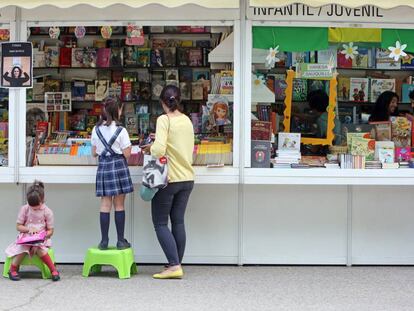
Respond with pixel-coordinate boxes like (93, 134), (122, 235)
(151, 181), (194, 266)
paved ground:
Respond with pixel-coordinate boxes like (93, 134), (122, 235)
(0, 264), (413, 311)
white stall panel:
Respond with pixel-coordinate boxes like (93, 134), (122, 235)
(243, 185), (348, 264)
(0, 184), (24, 259)
(352, 186), (414, 265)
(133, 185), (239, 264)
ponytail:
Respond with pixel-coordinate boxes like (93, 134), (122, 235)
(160, 85), (181, 112)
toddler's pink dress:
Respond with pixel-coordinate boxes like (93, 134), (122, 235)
(5, 204), (54, 258)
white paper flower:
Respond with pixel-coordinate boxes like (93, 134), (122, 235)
(388, 41), (407, 61)
(265, 46), (280, 69)
(252, 74), (266, 87)
(340, 42), (359, 60)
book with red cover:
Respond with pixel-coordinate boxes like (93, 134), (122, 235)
(251, 120), (272, 141)
(337, 52), (352, 68)
(121, 81), (132, 101)
(97, 48), (111, 68)
(59, 47), (72, 67)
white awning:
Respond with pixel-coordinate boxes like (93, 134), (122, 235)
(0, 0), (239, 9)
(250, 0), (414, 9)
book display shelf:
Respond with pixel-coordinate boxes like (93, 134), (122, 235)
(247, 24), (414, 184)
(22, 24), (238, 183)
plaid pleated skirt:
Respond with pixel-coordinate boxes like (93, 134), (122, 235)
(96, 154), (134, 197)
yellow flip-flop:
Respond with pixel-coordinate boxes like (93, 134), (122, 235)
(153, 268), (184, 279)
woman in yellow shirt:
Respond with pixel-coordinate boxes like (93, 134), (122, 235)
(143, 85), (194, 279)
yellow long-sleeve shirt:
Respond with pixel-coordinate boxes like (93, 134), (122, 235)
(150, 114), (195, 183)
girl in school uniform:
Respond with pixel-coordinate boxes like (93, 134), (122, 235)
(91, 97), (133, 250)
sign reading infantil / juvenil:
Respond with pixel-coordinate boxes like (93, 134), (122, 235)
(247, 3), (412, 22)
(1, 42), (33, 88)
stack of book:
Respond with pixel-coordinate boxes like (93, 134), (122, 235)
(324, 161), (340, 169)
(274, 132), (301, 168)
(339, 154), (366, 169)
(365, 161), (382, 169)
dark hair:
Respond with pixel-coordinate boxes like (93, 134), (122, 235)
(307, 89), (329, 113)
(97, 97), (122, 126)
(27, 180), (45, 207)
(369, 91), (399, 122)
(12, 66), (22, 78)
(160, 85), (181, 112)
(409, 90), (414, 100)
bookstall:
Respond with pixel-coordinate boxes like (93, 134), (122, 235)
(242, 1), (414, 265)
(0, 1), (241, 264)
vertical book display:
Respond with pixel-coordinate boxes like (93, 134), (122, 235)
(0, 28), (10, 167)
(26, 25), (234, 167)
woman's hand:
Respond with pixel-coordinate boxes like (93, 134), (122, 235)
(141, 144), (153, 155)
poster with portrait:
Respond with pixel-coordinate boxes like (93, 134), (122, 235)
(45, 92), (72, 112)
(1, 42), (33, 88)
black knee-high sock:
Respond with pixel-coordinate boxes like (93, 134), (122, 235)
(114, 210), (125, 242)
(100, 212), (110, 242)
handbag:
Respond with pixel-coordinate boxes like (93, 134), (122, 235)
(16, 230), (47, 245)
(141, 116), (170, 190)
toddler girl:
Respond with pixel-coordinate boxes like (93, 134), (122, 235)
(5, 180), (60, 281)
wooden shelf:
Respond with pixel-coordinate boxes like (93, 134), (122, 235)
(34, 66), (210, 70)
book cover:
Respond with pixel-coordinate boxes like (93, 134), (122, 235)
(292, 79), (307, 102)
(274, 79), (287, 101)
(83, 48), (97, 68)
(308, 80), (329, 93)
(121, 81), (132, 101)
(44, 79), (61, 93)
(193, 70), (210, 82)
(72, 48), (85, 67)
(136, 48), (151, 67)
(288, 52), (309, 67)
(196, 40), (211, 48)
(376, 48), (401, 69)
(166, 69), (179, 82)
(124, 46), (137, 67)
(369, 121), (392, 141)
(152, 39), (168, 49)
(251, 120), (272, 141)
(45, 47), (59, 67)
(110, 48), (123, 67)
(191, 82), (204, 100)
(33, 50), (46, 68)
(337, 77), (350, 101)
(352, 47), (369, 68)
(219, 71), (234, 95)
(375, 141), (395, 162)
(402, 84), (414, 103)
(151, 80), (166, 100)
(151, 49), (164, 67)
(370, 78), (396, 103)
(125, 114), (139, 135)
(189, 48), (203, 66)
(59, 47), (71, 67)
(395, 147), (412, 162)
(69, 113), (86, 131)
(180, 68), (193, 82)
(346, 132), (371, 151)
(401, 52), (414, 69)
(390, 116), (412, 148)
(349, 78), (369, 102)
(86, 115), (98, 133)
(351, 136), (375, 161)
(337, 51), (352, 68)
(138, 113), (150, 134)
(95, 80), (109, 101)
(177, 48), (190, 66)
(163, 47), (176, 67)
(180, 82), (191, 100)
(278, 132), (301, 151)
(85, 81), (95, 101)
(317, 47), (337, 65)
(139, 82), (151, 100)
(338, 106), (357, 125)
(97, 48), (111, 68)
(251, 140), (271, 168)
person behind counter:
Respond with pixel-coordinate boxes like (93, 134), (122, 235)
(368, 91), (399, 122)
(307, 89), (341, 145)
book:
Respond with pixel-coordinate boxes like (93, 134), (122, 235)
(352, 47), (370, 68)
(375, 141), (395, 162)
(349, 78), (369, 102)
(69, 113), (86, 131)
(180, 82), (191, 100)
(124, 46), (137, 67)
(337, 51), (352, 68)
(346, 132), (370, 151)
(136, 48), (151, 67)
(44, 79), (61, 93)
(33, 50), (46, 68)
(196, 40), (211, 48)
(308, 80), (329, 93)
(139, 82), (151, 100)
(59, 47), (71, 67)
(193, 70), (210, 82)
(402, 84), (414, 103)
(337, 77), (350, 101)
(351, 136), (375, 161)
(376, 48), (401, 69)
(401, 52), (414, 69)
(151, 49), (164, 67)
(390, 116), (412, 148)
(370, 78), (396, 103)
(125, 114), (138, 135)
(251, 140), (271, 168)
(278, 132), (301, 151)
(151, 39), (167, 49)
(166, 69), (179, 82)
(288, 52), (309, 67)
(369, 121), (392, 141)
(219, 71), (234, 95)
(191, 82), (204, 100)
(121, 81), (132, 101)
(151, 80), (165, 100)
(85, 81), (95, 101)
(292, 79), (307, 102)
(180, 68), (193, 82)
(138, 113), (150, 134)
(85, 115), (98, 133)
(317, 46), (337, 65)
(45, 47), (59, 67)
(274, 78), (287, 101)
(72, 81), (86, 101)
(95, 80), (109, 101)
(251, 120), (272, 141)
(395, 147), (412, 162)
(110, 48), (123, 67)
(163, 47), (176, 67)
(97, 48), (111, 67)
(189, 48), (203, 66)
(177, 48), (190, 66)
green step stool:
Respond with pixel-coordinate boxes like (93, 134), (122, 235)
(82, 247), (137, 279)
(3, 248), (55, 279)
